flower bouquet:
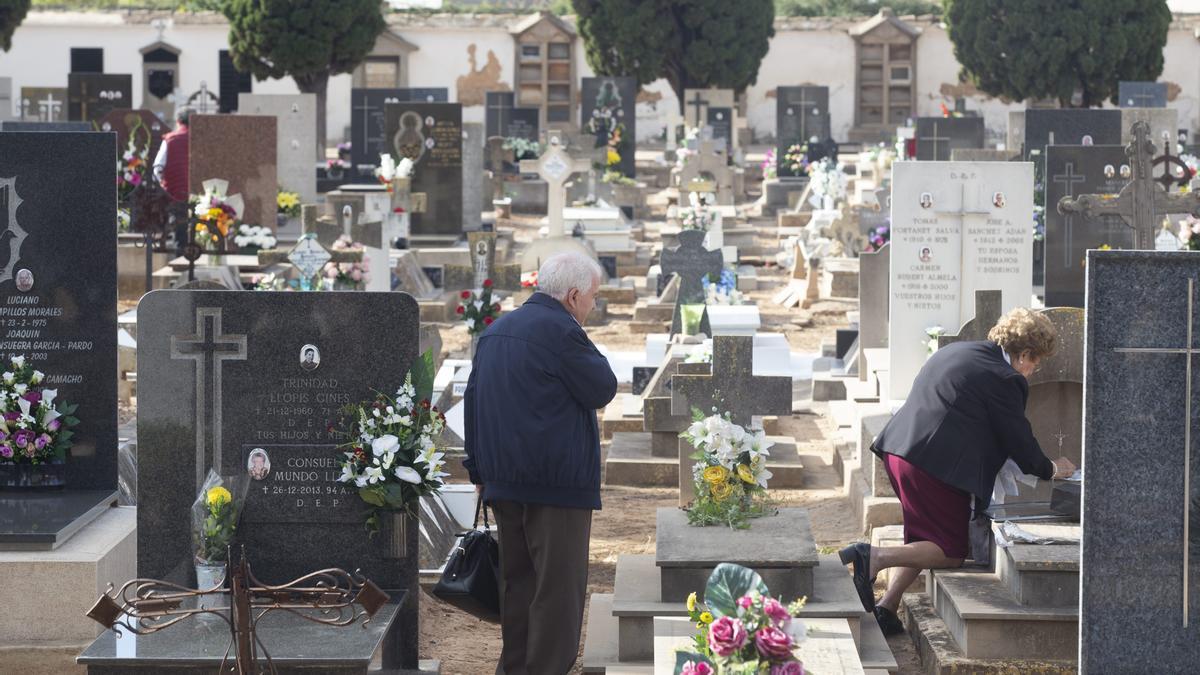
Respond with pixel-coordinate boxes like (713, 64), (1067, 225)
(503, 137), (541, 161)
(191, 469), (249, 588)
(703, 270), (744, 306)
(865, 221), (890, 253)
(116, 133), (149, 203)
(322, 235), (370, 290)
(781, 143), (810, 178)
(806, 157), (847, 210)
(675, 563), (807, 674)
(375, 154), (415, 191)
(761, 149), (778, 181)
(458, 279), (502, 336)
(326, 158), (350, 179)
(0, 355), (80, 488)
(681, 191), (718, 232)
(277, 189), (301, 220)
(233, 224), (277, 255)
(333, 350), (448, 533)
(191, 179), (244, 254)
(1180, 216), (1200, 251)
(681, 410), (774, 529)
(520, 271), (539, 290)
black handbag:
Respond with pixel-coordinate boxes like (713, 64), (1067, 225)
(432, 496), (501, 623)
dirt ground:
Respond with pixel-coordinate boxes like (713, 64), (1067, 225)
(419, 234), (922, 673)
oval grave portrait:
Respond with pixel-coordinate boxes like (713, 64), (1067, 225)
(248, 448), (271, 481)
(300, 344), (321, 371)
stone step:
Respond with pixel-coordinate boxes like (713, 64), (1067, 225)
(993, 526), (1079, 608)
(581, 593), (653, 674)
(929, 570), (1078, 661)
(902, 592), (1076, 675)
(604, 432), (678, 488)
(870, 525), (925, 595)
(812, 372), (850, 401)
(601, 395), (644, 441)
(828, 400), (858, 429)
(857, 611), (900, 674)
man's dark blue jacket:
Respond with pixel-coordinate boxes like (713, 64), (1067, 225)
(463, 292), (618, 510)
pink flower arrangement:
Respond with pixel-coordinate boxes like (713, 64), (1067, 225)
(0, 355), (80, 466)
(707, 616), (748, 657)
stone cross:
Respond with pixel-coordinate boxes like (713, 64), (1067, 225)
(170, 307), (247, 492)
(677, 139), (733, 205)
(660, 229), (723, 336)
(520, 130), (593, 237)
(1110, 276), (1199, 627)
(937, 290), (1002, 349)
(670, 335), (792, 429)
(1060, 120), (1200, 249)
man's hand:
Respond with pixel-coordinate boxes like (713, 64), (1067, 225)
(1052, 457), (1077, 480)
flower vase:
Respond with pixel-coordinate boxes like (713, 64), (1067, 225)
(822, 195), (835, 211)
(469, 334), (480, 360)
(377, 510), (413, 561)
(195, 560), (227, 590)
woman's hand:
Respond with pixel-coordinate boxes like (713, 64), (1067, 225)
(1051, 457), (1077, 480)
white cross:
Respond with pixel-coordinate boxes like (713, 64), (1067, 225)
(519, 131), (592, 238)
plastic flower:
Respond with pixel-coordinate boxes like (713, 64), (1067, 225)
(754, 625), (794, 660)
(737, 463), (756, 485)
(707, 616), (748, 657)
(699, 611), (714, 625)
(763, 598), (791, 625)
(394, 465), (423, 484)
(371, 434), (399, 458)
(687, 591), (698, 612)
(206, 486), (232, 508)
(680, 661), (714, 675)
(770, 663), (804, 675)
(702, 465), (729, 485)
(710, 481), (735, 502)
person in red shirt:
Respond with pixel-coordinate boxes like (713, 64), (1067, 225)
(153, 106), (192, 253)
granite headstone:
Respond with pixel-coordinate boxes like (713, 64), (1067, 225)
(238, 93), (319, 204)
(67, 73), (132, 123)
(97, 108), (167, 165)
(18, 87), (67, 122)
(582, 76), (637, 177)
(351, 88), (448, 167)
(1118, 81), (1168, 108)
(462, 122), (484, 232)
(0, 77), (11, 120)
(1081, 251), (1200, 672)
(1023, 109), (1122, 160)
(660, 229), (723, 336)
(915, 117), (985, 161)
(385, 102), (463, 237)
(0, 121), (91, 132)
(1043, 145), (1133, 307)
(776, 86), (830, 176)
(188, 114), (278, 230)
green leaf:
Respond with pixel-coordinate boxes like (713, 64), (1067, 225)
(358, 486), (386, 507)
(411, 349), (435, 405)
(703, 563), (767, 619)
(383, 483), (408, 509)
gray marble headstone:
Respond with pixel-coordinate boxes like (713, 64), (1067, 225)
(915, 117), (985, 161)
(660, 229), (723, 336)
(351, 87), (448, 166)
(670, 335), (792, 429)
(858, 242), (890, 351)
(462, 122), (484, 232)
(1118, 81), (1168, 108)
(135, 290), (420, 589)
(1081, 251), (1200, 671)
(238, 93), (319, 204)
(1043, 145), (1133, 308)
(0, 132), (117, 489)
(1023, 109), (1122, 160)
(67, 73), (132, 123)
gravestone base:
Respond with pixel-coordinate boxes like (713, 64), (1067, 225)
(601, 395), (645, 440)
(509, 179), (549, 215)
(763, 178), (809, 216)
(656, 508), (817, 603)
(0, 490), (120, 551)
(417, 292), (462, 323)
(0, 507), (135, 672)
(604, 432), (679, 488)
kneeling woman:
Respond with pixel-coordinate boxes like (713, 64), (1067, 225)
(841, 308), (1076, 634)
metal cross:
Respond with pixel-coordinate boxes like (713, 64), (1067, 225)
(171, 308), (248, 492)
(1060, 121), (1200, 249)
(924, 121), (951, 161)
(1051, 428), (1069, 452)
(1052, 162), (1088, 268)
(1113, 277), (1197, 627)
(687, 91), (709, 128)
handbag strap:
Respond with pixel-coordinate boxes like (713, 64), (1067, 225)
(471, 492), (492, 530)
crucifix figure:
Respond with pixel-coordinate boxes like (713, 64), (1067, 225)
(171, 308), (248, 492)
(1112, 276), (1199, 627)
(670, 335), (793, 429)
(1060, 120), (1200, 249)
(519, 131), (593, 238)
(1052, 162), (1087, 268)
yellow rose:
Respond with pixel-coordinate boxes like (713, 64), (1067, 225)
(607, 149), (621, 166)
(699, 611), (714, 624)
(687, 592), (697, 613)
(711, 481), (734, 502)
(737, 464), (755, 485)
(702, 466), (729, 485)
(206, 486), (232, 508)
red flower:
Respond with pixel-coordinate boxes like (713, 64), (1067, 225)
(393, 207), (406, 213)
(483, 279), (493, 288)
(456, 306), (465, 314)
(483, 316), (494, 326)
(460, 290), (471, 299)
(492, 303), (501, 312)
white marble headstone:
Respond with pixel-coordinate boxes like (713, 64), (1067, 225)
(238, 93), (318, 204)
(888, 161), (1035, 401)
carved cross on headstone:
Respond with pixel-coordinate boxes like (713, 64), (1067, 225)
(924, 120), (952, 161)
(661, 229), (723, 336)
(1060, 120), (1200, 249)
(783, 88), (823, 142)
(670, 335), (793, 429)
(171, 307), (247, 492)
(686, 91), (711, 129)
(519, 131), (593, 238)
(1052, 162), (1088, 266)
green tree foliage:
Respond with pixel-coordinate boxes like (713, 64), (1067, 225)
(223, 0), (385, 155)
(573, 0), (775, 110)
(776, 0), (941, 17)
(944, 0), (1172, 108)
(1, 0), (31, 52)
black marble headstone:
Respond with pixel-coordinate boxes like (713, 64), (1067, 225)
(1023, 109), (1122, 160)
(776, 86), (830, 175)
(0, 121), (92, 132)
(915, 117), (984, 161)
(581, 76), (638, 177)
(1118, 81), (1168, 108)
(384, 102), (463, 237)
(706, 107), (733, 150)
(422, 265), (444, 289)
(0, 132), (117, 489)
(598, 255), (617, 280)
(661, 229), (723, 336)
(1081, 251), (1200, 671)
(350, 88), (449, 167)
(631, 366), (655, 396)
(1043, 145), (1133, 307)
(507, 108), (540, 141)
(67, 73), (133, 123)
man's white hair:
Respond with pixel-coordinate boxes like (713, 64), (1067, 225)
(538, 252), (604, 301)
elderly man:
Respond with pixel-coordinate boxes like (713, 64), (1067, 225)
(464, 251), (617, 675)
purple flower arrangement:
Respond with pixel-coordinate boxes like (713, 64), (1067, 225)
(0, 355), (79, 465)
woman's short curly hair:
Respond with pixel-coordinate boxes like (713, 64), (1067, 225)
(987, 308), (1057, 360)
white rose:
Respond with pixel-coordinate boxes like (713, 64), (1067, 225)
(10, 355), (24, 368)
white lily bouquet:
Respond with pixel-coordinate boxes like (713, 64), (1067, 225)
(806, 157), (848, 209)
(680, 410), (775, 529)
(375, 153), (415, 186)
(333, 350), (449, 533)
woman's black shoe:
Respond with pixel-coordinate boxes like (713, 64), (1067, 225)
(874, 605), (905, 636)
(838, 542), (876, 612)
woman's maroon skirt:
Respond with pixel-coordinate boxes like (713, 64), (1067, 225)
(882, 453), (970, 560)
